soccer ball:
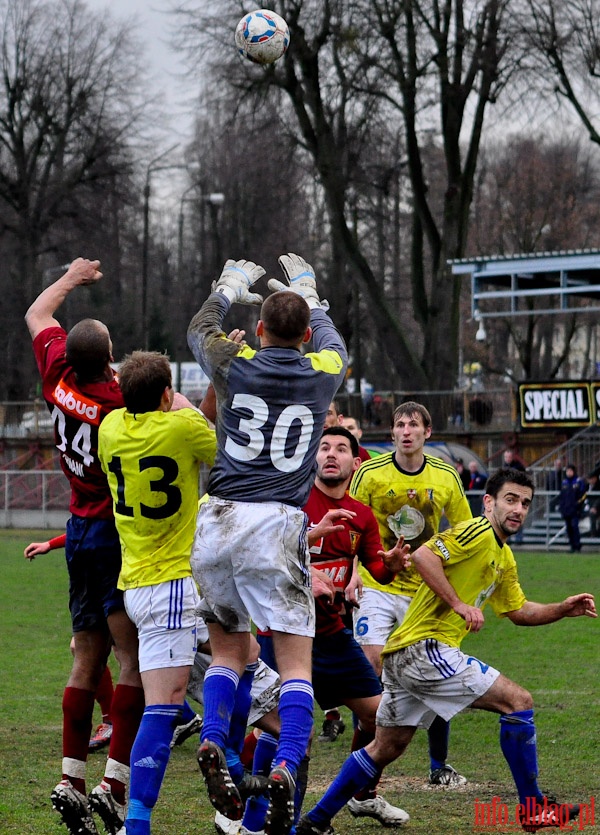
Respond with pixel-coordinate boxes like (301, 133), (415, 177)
(235, 9), (290, 65)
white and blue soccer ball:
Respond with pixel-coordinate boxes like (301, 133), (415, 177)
(235, 9), (290, 65)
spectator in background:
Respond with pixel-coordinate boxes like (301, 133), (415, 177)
(454, 458), (471, 492)
(558, 464), (588, 553)
(502, 449), (526, 472)
(467, 461), (486, 516)
(342, 415), (371, 463)
(586, 473), (600, 537)
(545, 458), (564, 512)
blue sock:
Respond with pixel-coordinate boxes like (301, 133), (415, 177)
(499, 710), (543, 804)
(201, 666), (239, 750)
(306, 749), (379, 828)
(428, 715), (450, 770)
(275, 680), (313, 776)
(243, 795), (270, 833)
(242, 732), (278, 833)
(179, 699), (196, 724)
(254, 732), (279, 776)
(126, 704), (181, 834)
(226, 663), (257, 784)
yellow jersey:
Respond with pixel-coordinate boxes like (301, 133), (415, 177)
(98, 407), (216, 589)
(350, 452), (471, 597)
(383, 516), (526, 655)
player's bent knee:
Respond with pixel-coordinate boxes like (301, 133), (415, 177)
(511, 688), (534, 712)
(370, 726), (413, 766)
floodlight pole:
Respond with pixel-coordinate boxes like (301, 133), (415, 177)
(141, 144), (180, 349)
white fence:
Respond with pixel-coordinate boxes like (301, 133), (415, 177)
(0, 469), (70, 528)
(0, 466), (213, 529)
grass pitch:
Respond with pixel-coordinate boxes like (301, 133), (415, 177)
(0, 529), (599, 834)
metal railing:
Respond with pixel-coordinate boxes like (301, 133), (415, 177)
(1, 389), (518, 440)
(334, 388), (515, 433)
(526, 424), (600, 489)
(0, 464), (213, 529)
(0, 469), (70, 509)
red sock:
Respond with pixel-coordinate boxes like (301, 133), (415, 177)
(95, 665), (114, 723)
(62, 687), (95, 794)
(241, 731), (259, 769)
(352, 726), (377, 801)
(103, 684), (145, 804)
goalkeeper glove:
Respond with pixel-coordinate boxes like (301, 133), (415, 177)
(267, 252), (329, 310)
(212, 259), (265, 304)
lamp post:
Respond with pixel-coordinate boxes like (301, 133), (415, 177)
(178, 189), (225, 284)
(178, 185), (198, 284)
(141, 144), (181, 349)
(203, 192), (226, 276)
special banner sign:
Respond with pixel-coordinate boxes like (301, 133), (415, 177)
(519, 382), (600, 429)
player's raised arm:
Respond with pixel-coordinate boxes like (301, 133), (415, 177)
(25, 259), (102, 339)
(269, 253), (347, 375)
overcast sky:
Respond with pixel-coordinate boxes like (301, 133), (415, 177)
(87, 0), (194, 138)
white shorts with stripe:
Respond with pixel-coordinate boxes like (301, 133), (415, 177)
(124, 576), (199, 673)
(377, 639), (500, 729)
(191, 497), (315, 636)
(353, 586), (412, 646)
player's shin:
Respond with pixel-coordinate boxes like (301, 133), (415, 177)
(125, 705), (181, 834)
(303, 749), (379, 828)
(499, 710), (543, 804)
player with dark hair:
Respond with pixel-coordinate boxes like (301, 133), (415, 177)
(187, 254), (347, 835)
(349, 400), (471, 791)
(297, 468), (595, 834)
(98, 350), (216, 835)
(25, 259), (145, 835)
(305, 426), (410, 826)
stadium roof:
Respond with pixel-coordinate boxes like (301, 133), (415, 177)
(449, 248), (600, 318)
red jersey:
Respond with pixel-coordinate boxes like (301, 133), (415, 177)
(304, 485), (395, 636)
(32, 326), (124, 518)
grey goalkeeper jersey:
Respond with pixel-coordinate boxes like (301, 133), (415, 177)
(187, 293), (347, 508)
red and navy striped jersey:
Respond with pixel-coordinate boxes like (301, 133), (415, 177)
(32, 326), (123, 518)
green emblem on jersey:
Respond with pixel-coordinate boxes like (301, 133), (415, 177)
(387, 504), (425, 541)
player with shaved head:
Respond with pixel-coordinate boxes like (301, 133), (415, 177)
(26, 259), (144, 835)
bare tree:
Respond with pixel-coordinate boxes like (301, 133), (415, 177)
(0, 0), (154, 397)
(172, 0), (516, 392)
(523, 0), (600, 146)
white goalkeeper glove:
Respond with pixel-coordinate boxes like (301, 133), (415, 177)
(267, 252), (329, 310)
(212, 259), (265, 305)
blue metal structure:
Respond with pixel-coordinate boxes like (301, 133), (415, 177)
(450, 249), (600, 319)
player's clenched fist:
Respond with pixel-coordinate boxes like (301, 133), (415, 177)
(66, 258), (103, 285)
